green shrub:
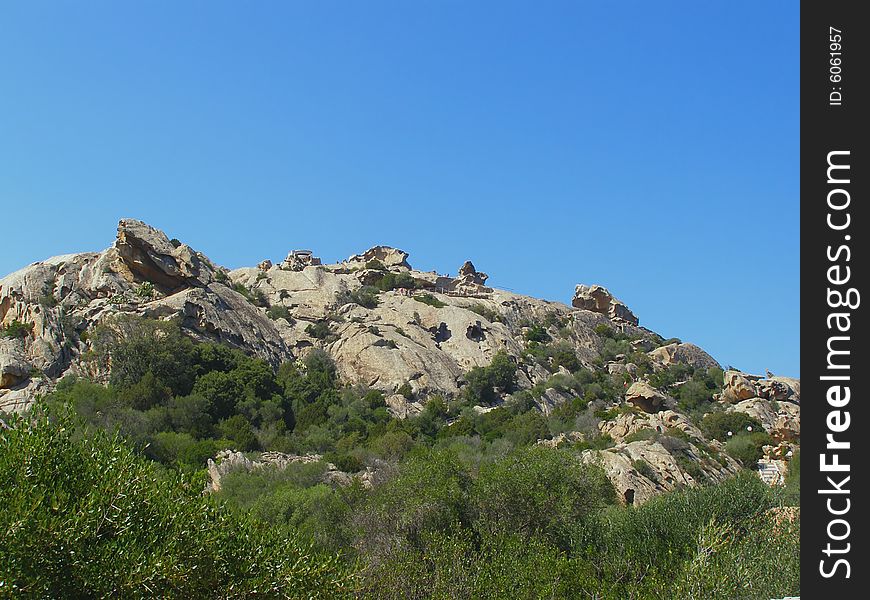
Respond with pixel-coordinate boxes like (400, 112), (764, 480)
(306, 321), (333, 340)
(725, 432), (771, 466)
(472, 446), (615, 550)
(135, 281), (155, 299)
(523, 324), (550, 343)
(374, 272), (416, 292)
(632, 458), (658, 481)
(467, 304), (502, 323)
(413, 293), (447, 308)
(0, 409), (354, 597)
(700, 411), (764, 442)
(266, 305), (293, 322)
(2, 319), (33, 339)
(346, 286), (380, 309)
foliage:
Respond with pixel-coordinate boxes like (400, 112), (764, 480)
(0, 409), (354, 598)
(466, 303), (502, 323)
(343, 286), (380, 309)
(306, 321), (333, 340)
(413, 293), (447, 308)
(1, 319), (33, 339)
(462, 351), (517, 404)
(373, 271), (417, 292)
(700, 411), (764, 442)
(266, 305), (293, 322)
(725, 432), (771, 466)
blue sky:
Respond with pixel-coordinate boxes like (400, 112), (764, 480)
(0, 1), (799, 376)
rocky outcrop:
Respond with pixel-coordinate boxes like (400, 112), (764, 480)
(113, 219), (214, 291)
(0, 343), (31, 389)
(347, 246), (411, 270)
(731, 398), (800, 441)
(648, 342), (720, 371)
(722, 370), (800, 405)
(624, 381), (669, 413)
(599, 409), (704, 443)
(206, 449), (373, 492)
(281, 250), (322, 271)
(572, 284), (638, 325)
(581, 439), (739, 505)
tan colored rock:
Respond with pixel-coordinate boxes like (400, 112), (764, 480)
(114, 219), (214, 291)
(723, 370), (759, 402)
(572, 284), (638, 325)
(281, 250), (322, 271)
(257, 259), (273, 271)
(347, 246), (411, 269)
(625, 381), (669, 413)
(599, 409), (704, 443)
(0, 342), (31, 389)
(649, 343), (720, 371)
(731, 398), (800, 441)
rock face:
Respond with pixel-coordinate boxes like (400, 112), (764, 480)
(581, 439), (739, 506)
(572, 284), (638, 325)
(281, 250), (322, 271)
(625, 381), (669, 413)
(722, 370), (800, 405)
(347, 246), (411, 270)
(113, 219), (214, 291)
(731, 398), (800, 441)
(649, 343), (720, 371)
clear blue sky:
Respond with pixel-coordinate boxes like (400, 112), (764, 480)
(0, 1), (799, 376)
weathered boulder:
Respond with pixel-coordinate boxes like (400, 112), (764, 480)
(113, 219), (213, 291)
(649, 343), (721, 371)
(347, 246), (411, 269)
(457, 261), (489, 285)
(572, 284), (638, 325)
(0, 342), (31, 388)
(722, 370), (760, 402)
(757, 376), (800, 404)
(599, 409), (704, 443)
(731, 398), (800, 441)
(625, 381), (669, 413)
(281, 250), (322, 271)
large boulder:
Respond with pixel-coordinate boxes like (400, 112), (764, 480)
(572, 284), (638, 325)
(347, 246), (411, 269)
(113, 219), (214, 291)
(722, 370), (760, 402)
(625, 381), (669, 413)
(649, 343), (721, 371)
(0, 342), (31, 389)
(731, 398), (800, 441)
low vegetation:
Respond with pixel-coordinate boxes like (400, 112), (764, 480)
(1, 315), (799, 598)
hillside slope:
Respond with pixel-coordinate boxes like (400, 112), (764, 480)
(0, 219), (799, 503)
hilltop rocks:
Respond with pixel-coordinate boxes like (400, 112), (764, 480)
(347, 246), (411, 270)
(625, 381), (669, 413)
(649, 343), (720, 371)
(722, 370), (800, 404)
(723, 370), (759, 401)
(281, 250), (322, 271)
(113, 219), (213, 291)
(572, 284), (638, 325)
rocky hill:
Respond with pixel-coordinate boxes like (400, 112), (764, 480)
(0, 219), (800, 504)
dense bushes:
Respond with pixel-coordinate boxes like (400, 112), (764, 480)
(462, 351), (517, 404)
(0, 409), (354, 597)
